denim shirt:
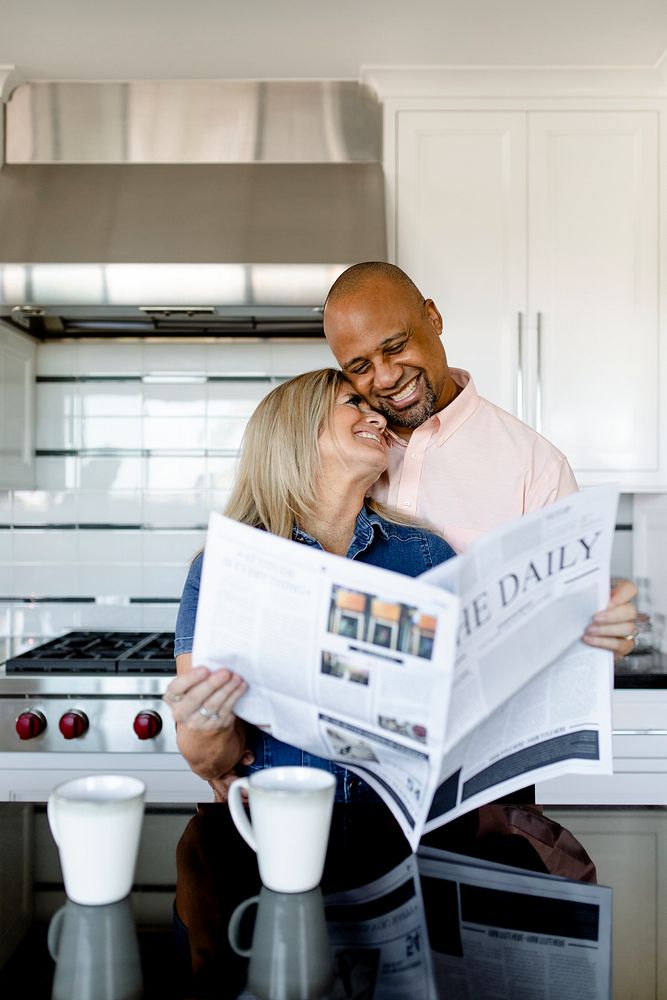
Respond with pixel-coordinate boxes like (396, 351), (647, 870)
(174, 505), (455, 803)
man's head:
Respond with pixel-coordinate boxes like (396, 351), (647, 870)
(323, 262), (458, 437)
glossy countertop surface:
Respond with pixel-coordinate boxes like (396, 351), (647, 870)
(0, 800), (650, 999)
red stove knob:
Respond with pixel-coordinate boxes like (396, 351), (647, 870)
(59, 710), (89, 740)
(15, 709), (47, 741)
(133, 710), (163, 741)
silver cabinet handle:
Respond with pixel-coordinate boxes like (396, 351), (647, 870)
(535, 311), (543, 434)
(516, 312), (524, 420)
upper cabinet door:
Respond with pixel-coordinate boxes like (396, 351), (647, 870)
(528, 111), (659, 481)
(395, 111), (527, 416)
(0, 327), (36, 490)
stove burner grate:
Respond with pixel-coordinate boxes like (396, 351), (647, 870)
(6, 631), (176, 674)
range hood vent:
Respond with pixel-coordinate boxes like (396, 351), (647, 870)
(0, 81), (386, 337)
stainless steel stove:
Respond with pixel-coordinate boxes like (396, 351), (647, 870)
(0, 632), (204, 803)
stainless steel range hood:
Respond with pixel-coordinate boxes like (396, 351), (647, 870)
(0, 81), (386, 338)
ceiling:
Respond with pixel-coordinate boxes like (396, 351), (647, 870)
(1, 0), (666, 81)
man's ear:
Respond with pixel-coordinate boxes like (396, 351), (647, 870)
(424, 299), (443, 337)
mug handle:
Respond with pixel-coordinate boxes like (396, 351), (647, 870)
(227, 778), (256, 852)
(47, 905), (66, 960)
(227, 895), (259, 957)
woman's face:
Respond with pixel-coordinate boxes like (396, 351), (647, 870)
(317, 381), (389, 486)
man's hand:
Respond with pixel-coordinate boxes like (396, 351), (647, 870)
(582, 577), (638, 661)
(208, 749), (255, 803)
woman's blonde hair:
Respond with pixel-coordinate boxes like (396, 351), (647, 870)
(223, 367), (422, 539)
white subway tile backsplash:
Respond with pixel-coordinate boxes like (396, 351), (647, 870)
(143, 384), (206, 417)
(145, 457), (206, 490)
(36, 385), (79, 449)
(79, 456), (142, 490)
(0, 491), (12, 522)
(140, 605), (179, 632)
(0, 565), (13, 593)
(11, 340), (338, 615)
(36, 343), (79, 376)
(206, 342), (275, 375)
(13, 564), (79, 598)
(0, 532), (12, 561)
(12, 491), (78, 525)
(143, 342), (207, 374)
(13, 530), (75, 563)
(143, 564), (190, 599)
(143, 491), (208, 526)
(35, 457), (79, 490)
(207, 457), (238, 490)
(80, 383), (143, 417)
(78, 530), (141, 564)
(82, 417), (143, 450)
(206, 380), (270, 416)
(144, 417), (205, 450)
(206, 418), (246, 450)
(271, 341), (337, 375)
(77, 343), (143, 375)
(77, 490), (143, 524)
(78, 564), (143, 597)
(142, 530), (204, 564)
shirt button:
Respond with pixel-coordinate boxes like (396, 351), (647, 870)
(411, 453), (418, 459)
(403, 502), (411, 509)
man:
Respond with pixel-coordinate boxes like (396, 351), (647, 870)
(323, 261), (636, 659)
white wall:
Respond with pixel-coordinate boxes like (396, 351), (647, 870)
(0, 0), (666, 81)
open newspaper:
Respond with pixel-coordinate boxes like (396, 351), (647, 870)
(192, 485), (618, 850)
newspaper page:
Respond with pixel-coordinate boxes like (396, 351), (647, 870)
(417, 847), (612, 999)
(324, 855), (436, 999)
(419, 487), (617, 830)
(191, 486), (618, 849)
(192, 515), (460, 846)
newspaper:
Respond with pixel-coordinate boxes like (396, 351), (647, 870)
(320, 850), (611, 999)
(192, 485), (618, 850)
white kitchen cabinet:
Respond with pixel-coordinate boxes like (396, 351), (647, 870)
(0, 325), (35, 489)
(549, 808), (667, 999)
(392, 108), (662, 488)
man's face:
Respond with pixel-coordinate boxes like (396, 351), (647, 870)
(324, 281), (451, 437)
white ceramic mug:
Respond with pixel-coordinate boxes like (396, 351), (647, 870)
(228, 886), (333, 1000)
(228, 766), (335, 893)
(48, 896), (142, 1000)
(47, 774), (146, 905)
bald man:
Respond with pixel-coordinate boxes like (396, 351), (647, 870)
(323, 261), (636, 659)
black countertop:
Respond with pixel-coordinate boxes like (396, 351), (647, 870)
(614, 649), (667, 687)
(0, 800), (644, 998)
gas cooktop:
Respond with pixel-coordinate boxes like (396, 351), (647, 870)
(5, 631), (176, 674)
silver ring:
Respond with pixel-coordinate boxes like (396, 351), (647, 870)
(624, 630), (636, 642)
(209, 712), (220, 721)
(199, 706), (210, 718)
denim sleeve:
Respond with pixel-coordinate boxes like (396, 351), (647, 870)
(174, 552), (204, 656)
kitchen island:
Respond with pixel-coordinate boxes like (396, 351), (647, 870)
(0, 799), (665, 997)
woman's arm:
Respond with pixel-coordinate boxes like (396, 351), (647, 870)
(163, 652), (248, 783)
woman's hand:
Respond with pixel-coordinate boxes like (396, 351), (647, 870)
(582, 577), (638, 660)
(163, 666), (247, 733)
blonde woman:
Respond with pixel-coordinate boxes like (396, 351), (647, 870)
(164, 368), (455, 802)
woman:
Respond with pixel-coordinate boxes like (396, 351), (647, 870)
(164, 368), (455, 802)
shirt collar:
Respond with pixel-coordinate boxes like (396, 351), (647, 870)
(292, 503), (389, 555)
(384, 368), (480, 449)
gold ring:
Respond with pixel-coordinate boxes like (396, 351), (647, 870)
(624, 631), (636, 641)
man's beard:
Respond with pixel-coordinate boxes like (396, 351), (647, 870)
(373, 376), (438, 430)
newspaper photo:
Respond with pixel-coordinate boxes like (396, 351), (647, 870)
(191, 485), (618, 850)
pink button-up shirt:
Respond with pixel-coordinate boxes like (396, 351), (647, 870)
(369, 369), (578, 554)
